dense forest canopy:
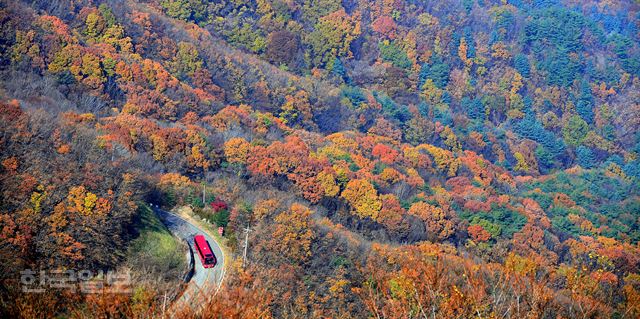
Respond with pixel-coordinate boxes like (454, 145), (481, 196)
(1, 0), (640, 317)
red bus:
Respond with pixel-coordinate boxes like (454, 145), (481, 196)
(194, 234), (217, 268)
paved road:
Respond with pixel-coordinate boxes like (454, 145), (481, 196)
(153, 207), (225, 312)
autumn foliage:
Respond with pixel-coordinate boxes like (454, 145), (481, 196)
(2, 0), (640, 318)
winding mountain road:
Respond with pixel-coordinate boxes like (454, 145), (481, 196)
(153, 207), (225, 313)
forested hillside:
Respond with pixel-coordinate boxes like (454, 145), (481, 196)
(1, 0), (639, 318)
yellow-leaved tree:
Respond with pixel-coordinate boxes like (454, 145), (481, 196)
(341, 179), (382, 220)
(272, 203), (315, 262)
(224, 137), (252, 165)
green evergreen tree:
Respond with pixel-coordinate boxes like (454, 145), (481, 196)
(575, 146), (595, 168)
(514, 53), (531, 78)
(576, 80), (594, 124)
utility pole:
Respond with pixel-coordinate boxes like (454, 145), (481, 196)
(242, 225), (251, 268)
(202, 182), (205, 205)
(162, 292), (167, 318)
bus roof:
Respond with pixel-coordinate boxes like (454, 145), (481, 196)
(194, 234), (212, 255)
